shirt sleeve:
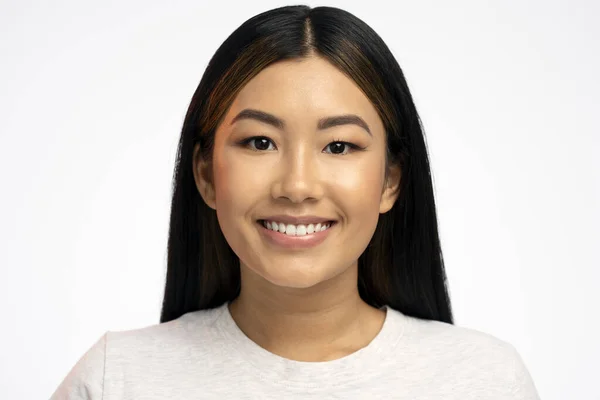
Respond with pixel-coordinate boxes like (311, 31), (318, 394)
(508, 343), (540, 399)
(49, 332), (107, 400)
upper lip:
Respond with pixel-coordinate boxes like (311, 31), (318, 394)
(259, 215), (336, 225)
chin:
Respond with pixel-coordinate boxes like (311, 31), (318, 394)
(250, 261), (345, 290)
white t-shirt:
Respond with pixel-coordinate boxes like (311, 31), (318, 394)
(50, 302), (540, 399)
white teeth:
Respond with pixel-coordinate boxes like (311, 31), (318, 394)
(261, 220), (332, 236)
(286, 224), (296, 236)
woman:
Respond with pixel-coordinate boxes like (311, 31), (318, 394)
(52, 5), (539, 399)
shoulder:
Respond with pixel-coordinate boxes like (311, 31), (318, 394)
(50, 333), (107, 399)
(403, 313), (516, 356)
(391, 311), (539, 398)
(103, 306), (225, 361)
(50, 306), (225, 399)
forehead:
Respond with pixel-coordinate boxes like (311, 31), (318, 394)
(228, 56), (383, 132)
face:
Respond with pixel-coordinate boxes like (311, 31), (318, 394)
(194, 56), (400, 290)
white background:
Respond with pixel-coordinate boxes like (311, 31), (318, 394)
(1, 0), (598, 398)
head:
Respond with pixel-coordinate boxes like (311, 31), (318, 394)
(161, 5), (453, 324)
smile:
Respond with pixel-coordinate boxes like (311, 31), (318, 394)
(260, 220), (334, 236)
(256, 219), (337, 249)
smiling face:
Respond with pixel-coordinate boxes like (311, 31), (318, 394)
(194, 56), (400, 290)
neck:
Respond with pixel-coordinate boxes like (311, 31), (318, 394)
(227, 262), (386, 362)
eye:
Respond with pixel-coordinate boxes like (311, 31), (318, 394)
(323, 141), (362, 155)
(240, 136), (276, 151)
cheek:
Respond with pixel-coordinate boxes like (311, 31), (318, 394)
(213, 155), (244, 214)
(212, 150), (271, 217)
(328, 159), (384, 217)
(212, 152), (255, 255)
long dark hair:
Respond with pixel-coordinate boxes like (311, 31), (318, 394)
(160, 5), (453, 325)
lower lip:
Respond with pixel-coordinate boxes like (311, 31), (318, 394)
(257, 221), (336, 249)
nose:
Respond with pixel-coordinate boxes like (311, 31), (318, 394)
(271, 144), (324, 203)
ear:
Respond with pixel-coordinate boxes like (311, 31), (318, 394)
(192, 143), (217, 210)
(379, 163), (401, 214)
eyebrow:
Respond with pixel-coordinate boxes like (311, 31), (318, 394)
(230, 108), (372, 136)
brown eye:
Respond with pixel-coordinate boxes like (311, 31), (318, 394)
(240, 136), (276, 151)
(324, 141), (361, 155)
(327, 142), (346, 154)
(252, 138), (271, 150)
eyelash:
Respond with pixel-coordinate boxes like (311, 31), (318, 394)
(239, 136), (365, 155)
